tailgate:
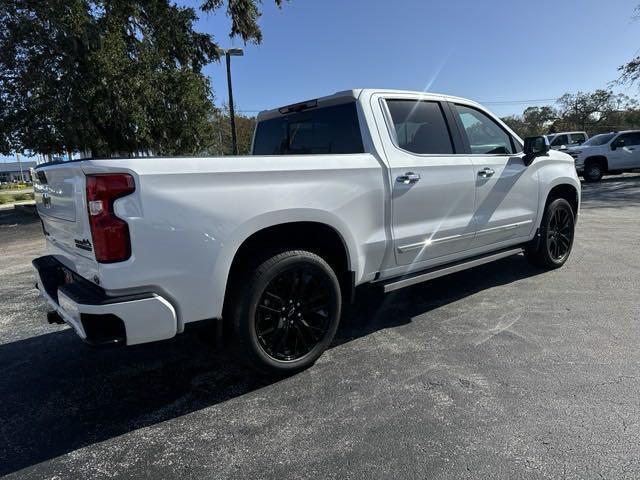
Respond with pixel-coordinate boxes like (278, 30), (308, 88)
(34, 163), (96, 262)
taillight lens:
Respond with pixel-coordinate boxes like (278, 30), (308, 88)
(86, 174), (135, 263)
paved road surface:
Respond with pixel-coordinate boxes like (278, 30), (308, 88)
(1, 175), (639, 479)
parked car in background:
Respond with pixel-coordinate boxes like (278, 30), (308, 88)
(545, 131), (589, 150)
(32, 89), (580, 374)
(568, 130), (640, 182)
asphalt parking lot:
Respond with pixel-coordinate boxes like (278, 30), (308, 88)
(1, 175), (640, 479)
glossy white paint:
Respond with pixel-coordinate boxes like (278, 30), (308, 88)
(34, 89), (580, 345)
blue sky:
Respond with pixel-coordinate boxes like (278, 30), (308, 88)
(3, 0), (639, 163)
(188, 0), (640, 117)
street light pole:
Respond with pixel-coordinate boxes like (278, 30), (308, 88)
(224, 48), (244, 155)
(16, 152), (24, 183)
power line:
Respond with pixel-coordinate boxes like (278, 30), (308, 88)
(481, 98), (560, 105)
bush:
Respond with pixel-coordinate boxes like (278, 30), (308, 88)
(0, 192), (34, 204)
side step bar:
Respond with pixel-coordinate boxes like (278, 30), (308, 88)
(382, 247), (525, 293)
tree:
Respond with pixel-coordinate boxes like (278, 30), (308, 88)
(0, 0), (282, 157)
(209, 106), (256, 155)
(619, 5), (640, 85)
(502, 90), (640, 137)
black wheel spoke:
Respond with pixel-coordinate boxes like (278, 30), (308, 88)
(257, 304), (281, 315)
(264, 291), (285, 305)
(546, 205), (574, 261)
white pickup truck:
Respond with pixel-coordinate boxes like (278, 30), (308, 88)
(33, 89), (580, 374)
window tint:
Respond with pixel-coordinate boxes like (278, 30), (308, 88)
(454, 105), (515, 155)
(569, 133), (587, 144)
(385, 100), (454, 154)
(615, 132), (640, 147)
(252, 102), (364, 155)
(583, 133), (615, 146)
(551, 134), (569, 147)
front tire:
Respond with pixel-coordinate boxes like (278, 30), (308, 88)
(525, 198), (575, 269)
(583, 161), (604, 182)
(231, 250), (341, 375)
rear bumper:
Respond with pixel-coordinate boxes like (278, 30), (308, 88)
(33, 256), (177, 346)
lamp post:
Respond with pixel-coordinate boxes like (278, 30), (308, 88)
(224, 48), (244, 155)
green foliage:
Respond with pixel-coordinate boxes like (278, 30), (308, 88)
(201, 0), (284, 44)
(208, 106), (256, 155)
(0, 192), (34, 204)
(0, 0), (282, 157)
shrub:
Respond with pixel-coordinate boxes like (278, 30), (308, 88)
(13, 193), (33, 201)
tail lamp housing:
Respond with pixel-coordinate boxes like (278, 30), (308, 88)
(86, 174), (135, 263)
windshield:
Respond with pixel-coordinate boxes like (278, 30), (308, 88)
(582, 133), (616, 146)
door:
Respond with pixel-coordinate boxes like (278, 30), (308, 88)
(608, 132), (640, 169)
(379, 97), (477, 267)
(451, 103), (539, 248)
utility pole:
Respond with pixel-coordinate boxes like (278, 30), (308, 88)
(224, 48), (244, 155)
(16, 152), (24, 183)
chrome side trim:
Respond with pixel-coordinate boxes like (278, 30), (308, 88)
(396, 220), (532, 254)
(383, 247), (524, 293)
(475, 220), (533, 237)
(397, 231), (475, 253)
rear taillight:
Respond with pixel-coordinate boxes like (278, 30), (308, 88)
(86, 174), (135, 263)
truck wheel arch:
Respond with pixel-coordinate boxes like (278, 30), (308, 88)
(220, 220), (358, 318)
(545, 183), (579, 216)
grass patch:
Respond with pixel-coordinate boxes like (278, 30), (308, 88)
(0, 192), (34, 204)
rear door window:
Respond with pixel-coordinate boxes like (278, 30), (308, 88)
(385, 100), (454, 154)
(253, 102), (364, 155)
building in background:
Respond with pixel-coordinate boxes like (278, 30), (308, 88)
(0, 161), (37, 183)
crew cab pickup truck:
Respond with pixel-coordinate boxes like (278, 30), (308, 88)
(33, 89), (580, 374)
(567, 130), (640, 182)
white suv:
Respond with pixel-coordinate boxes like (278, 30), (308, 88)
(568, 130), (640, 182)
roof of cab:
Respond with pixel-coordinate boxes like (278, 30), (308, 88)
(256, 89), (483, 121)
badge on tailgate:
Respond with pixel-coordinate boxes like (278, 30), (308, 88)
(74, 238), (93, 252)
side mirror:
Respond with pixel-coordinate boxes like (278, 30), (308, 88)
(523, 136), (549, 165)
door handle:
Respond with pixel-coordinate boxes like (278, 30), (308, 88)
(396, 172), (421, 184)
(478, 168), (495, 178)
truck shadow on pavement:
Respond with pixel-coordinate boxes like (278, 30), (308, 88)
(0, 255), (545, 476)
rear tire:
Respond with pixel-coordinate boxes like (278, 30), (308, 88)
(525, 198), (575, 269)
(230, 250), (341, 375)
(583, 160), (604, 182)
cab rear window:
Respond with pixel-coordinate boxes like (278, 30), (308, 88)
(253, 102), (364, 155)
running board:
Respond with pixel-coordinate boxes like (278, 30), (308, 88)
(382, 247), (525, 293)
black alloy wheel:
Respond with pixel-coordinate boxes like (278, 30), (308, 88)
(546, 205), (574, 262)
(525, 197), (575, 269)
(232, 250), (341, 375)
(255, 265), (333, 361)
